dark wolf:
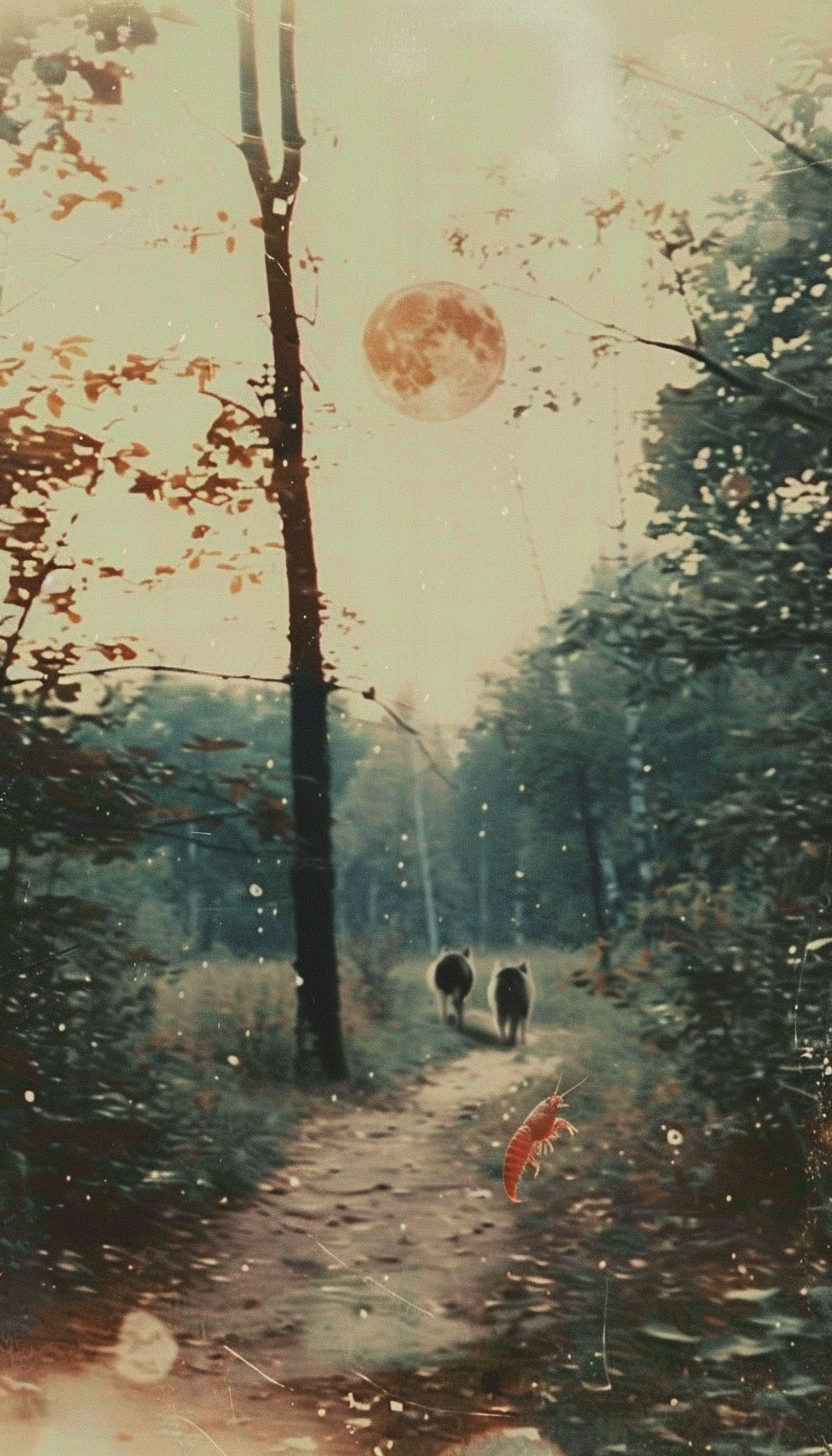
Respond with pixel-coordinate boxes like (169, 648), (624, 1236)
(428, 949), (475, 1029)
(489, 961), (534, 1046)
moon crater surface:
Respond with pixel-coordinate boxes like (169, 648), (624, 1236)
(362, 282), (507, 422)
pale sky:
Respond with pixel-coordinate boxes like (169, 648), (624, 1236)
(2, 0), (830, 722)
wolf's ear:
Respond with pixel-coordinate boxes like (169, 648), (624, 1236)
(462, 947), (470, 958)
(519, 961), (528, 973)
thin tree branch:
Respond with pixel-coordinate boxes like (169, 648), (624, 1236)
(237, 0), (274, 199)
(9, 661), (291, 688)
(359, 686), (457, 790)
(278, 0), (304, 150)
(620, 60), (832, 181)
(7, 661), (458, 790)
(494, 281), (832, 431)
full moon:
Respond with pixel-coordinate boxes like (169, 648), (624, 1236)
(362, 282), (507, 422)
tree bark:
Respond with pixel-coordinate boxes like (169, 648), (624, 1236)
(368, 873), (379, 939)
(237, 0), (346, 1079)
(410, 735), (439, 956)
(556, 660), (616, 964)
(478, 821), (489, 949)
(186, 822), (200, 947)
(574, 760), (611, 972)
(624, 702), (652, 898)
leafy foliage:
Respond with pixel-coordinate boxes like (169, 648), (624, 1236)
(335, 716), (464, 948)
(548, 74), (832, 1172)
(109, 680), (370, 958)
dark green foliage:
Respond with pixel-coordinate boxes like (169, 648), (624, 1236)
(452, 608), (663, 951)
(0, 687), (313, 1266)
(553, 72), (832, 1162)
(343, 926), (406, 1019)
(335, 717), (464, 949)
(112, 681), (371, 958)
(86, 3), (157, 52)
(0, 694), (160, 1258)
(453, 719), (529, 945)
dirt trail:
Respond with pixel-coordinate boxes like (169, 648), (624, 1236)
(172, 1039), (559, 1375)
(2, 1027), (574, 1455)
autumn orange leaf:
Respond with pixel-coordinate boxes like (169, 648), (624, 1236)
(50, 193), (85, 221)
(94, 642), (138, 662)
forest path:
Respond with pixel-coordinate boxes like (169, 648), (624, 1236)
(173, 1028), (570, 1377)
(5, 1018), (578, 1455)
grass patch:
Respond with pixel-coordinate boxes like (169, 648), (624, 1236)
(154, 944), (625, 1086)
(144, 945), (631, 1228)
(156, 950), (487, 1091)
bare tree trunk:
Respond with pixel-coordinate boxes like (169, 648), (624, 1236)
(611, 430), (653, 903)
(410, 736), (439, 956)
(237, 0), (346, 1079)
(186, 822), (200, 947)
(574, 761), (610, 972)
(478, 816), (489, 949)
(600, 845), (623, 926)
(556, 660), (616, 966)
(368, 874), (379, 940)
(624, 702), (652, 898)
(512, 868), (526, 946)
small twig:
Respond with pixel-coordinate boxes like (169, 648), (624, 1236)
(7, 662), (458, 790)
(9, 661), (291, 688)
(222, 1343), (287, 1387)
(620, 60), (832, 180)
(171, 1416), (230, 1455)
(357, 686), (458, 791)
(351, 1369), (505, 1419)
(314, 1240), (437, 1319)
(493, 280), (829, 431)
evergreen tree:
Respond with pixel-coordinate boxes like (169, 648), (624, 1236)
(335, 717), (463, 952)
(555, 67), (832, 1181)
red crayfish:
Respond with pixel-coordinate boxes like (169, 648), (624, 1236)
(503, 1080), (584, 1202)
